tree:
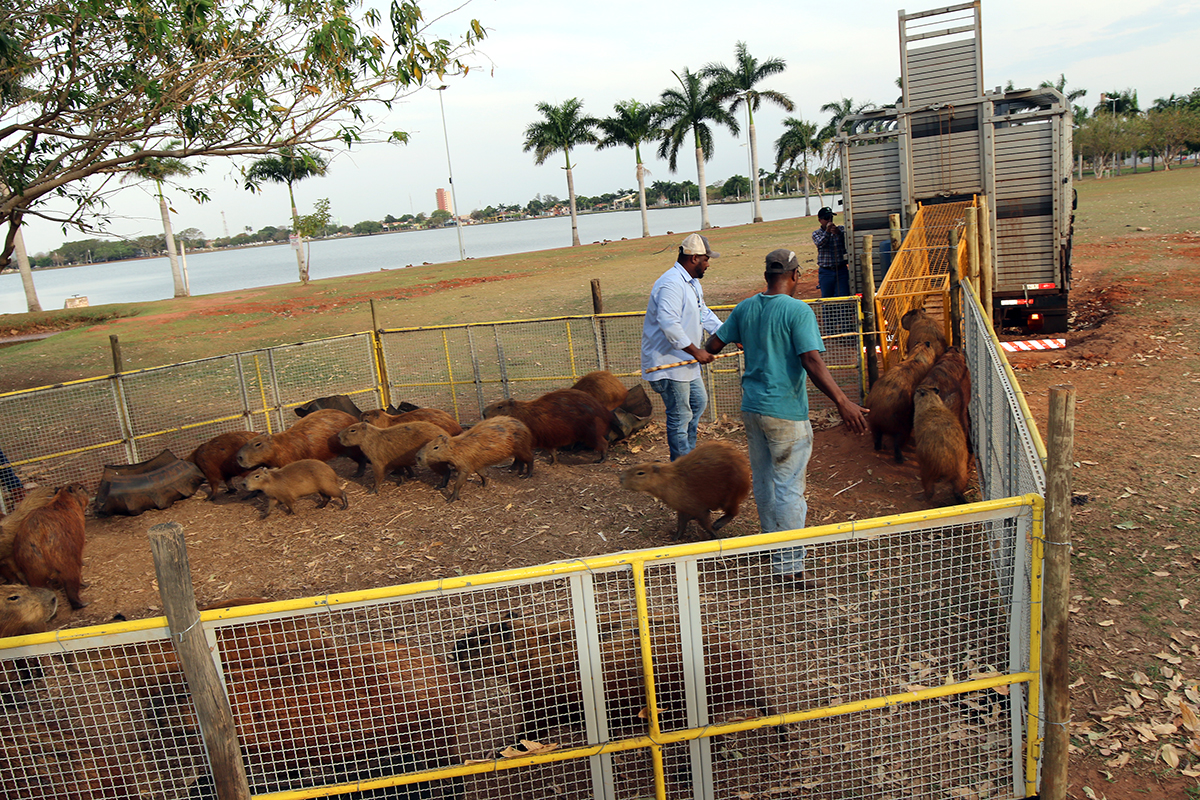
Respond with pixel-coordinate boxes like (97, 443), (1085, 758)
(523, 98), (599, 247)
(123, 145), (198, 297)
(244, 148), (329, 283)
(1040, 74), (1087, 103)
(429, 209), (453, 225)
(721, 175), (751, 200)
(774, 117), (819, 216)
(1144, 106), (1200, 169)
(0, 0), (485, 279)
(702, 42), (794, 223)
(818, 97), (873, 142)
(657, 68), (740, 230)
(296, 198), (333, 271)
(597, 100), (663, 238)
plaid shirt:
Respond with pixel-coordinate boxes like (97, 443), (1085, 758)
(812, 225), (847, 269)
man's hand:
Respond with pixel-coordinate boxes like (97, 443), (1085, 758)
(684, 343), (715, 364)
(836, 398), (870, 435)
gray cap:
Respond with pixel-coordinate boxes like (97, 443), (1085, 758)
(680, 233), (720, 258)
(764, 248), (799, 274)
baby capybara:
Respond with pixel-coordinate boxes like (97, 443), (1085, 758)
(243, 460), (348, 519)
(620, 440), (751, 540)
(188, 430), (257, 500)
(0, 584), (58, 637)
(913, 385), (970, 505)
(901, 307), (948, 359)
(866, 340), (936, 464)
(417, 417), (535, 503)
(235, 409), (362, 472)
(9, 483), (89, 609)
(919, 346), (972, 442)
(570, 371), (628, 411)
(337, 421), (446, 493)
(482, 388), (614, 463)
(359, 407), (463, 436)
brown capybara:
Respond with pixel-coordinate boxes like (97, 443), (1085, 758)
(482, 388), (614, 464)
(866, 340), (937, 464)
(901, 307), (948, 359)
(570, 370), (629, 411)
(417, 416), (535, 503)
(235, 408), (364, 474)
(919, 346), (972, 442)
(453, 612), (777, 749)
(9, 483), (89, 609)
(620, 441), (752, 540)
(359, 407), (463, 436)
(913, 385), (970, 505)
(337, 421), (446, 493)
(187, 430), (257, 500)
(0, 584), (58, 638)
(243, 460), (348, 519)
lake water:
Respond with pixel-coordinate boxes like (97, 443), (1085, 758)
(0, 195), (840, 315)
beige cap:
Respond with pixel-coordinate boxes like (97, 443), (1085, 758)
(680, 233), (720, 258)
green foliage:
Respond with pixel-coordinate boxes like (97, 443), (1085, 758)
(721, 175), (751, 198)
(0, 0), (485, 268)
(523, 98), (600, 168)
(429, 209), (452, 223)
(296, 198), (333, 238)
(656, 68), (739, 172)
(701, 41), (794, 121)
(352, 219), (384, 234)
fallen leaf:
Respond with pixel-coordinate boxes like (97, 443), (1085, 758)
(1114, 521), (1140, 530)
(1181, 599), (1191, 610)
(499, 740), (560, 758)
(1161, 743), (1180, 769)
(1180, 703), (1199, 733)
(1152, 571), (1171, 577)
(1102, 598), (1124, 606)
(1098, 620), (1115, 627)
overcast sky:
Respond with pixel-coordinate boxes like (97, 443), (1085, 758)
(20, 0), (1200, 254)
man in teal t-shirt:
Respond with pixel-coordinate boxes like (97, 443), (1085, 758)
(705, 248), (868, 581)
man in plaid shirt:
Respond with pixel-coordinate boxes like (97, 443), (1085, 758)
(812, 206), (849, 297)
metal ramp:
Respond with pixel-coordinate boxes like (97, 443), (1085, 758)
(874, 198), (973, 370)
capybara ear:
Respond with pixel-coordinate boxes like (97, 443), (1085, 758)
(651, 464), (661, 473)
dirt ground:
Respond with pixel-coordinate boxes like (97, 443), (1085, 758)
(11, 228), (1200, 799)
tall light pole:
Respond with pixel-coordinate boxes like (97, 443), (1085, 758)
(435, 85), (466, 261)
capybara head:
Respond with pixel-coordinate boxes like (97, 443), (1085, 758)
(242, 467), (273, 491)
(359, 409), (389, 426)
(337, 423), (369, 447)
(900, 307), (931, 330)
(913, 384), (944, 410)
(0, 585), (58, 638)
(61, 483), (90, 507)
(417, 434), (451, 466)
(619, 462), (664, 492)
(451, 617), (517, 673)
(481, 399), (515, 419)
(235, 435), (271, 469)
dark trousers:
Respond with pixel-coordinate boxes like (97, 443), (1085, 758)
(818, 265), (850, 298)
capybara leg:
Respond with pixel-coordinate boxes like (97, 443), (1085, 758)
(519, 457), (534, 478)
(281, 499), (295, 515)
(696, 512), (717, 540)
(65, 581), (87, 610)
(477, 470), (488, 488)
(893, 433), (906, 464)
(712, 513), (736, 532)
(548, 448), (559, 465)
(673, 513), (690, 540)
(922, 477), (937, 502)
(351, 453), (368, 477)
(338, 491), (349, 509)
(371, 464), (386, 494)
(447, 473), (468, 503)
(436, 469), (452, 490)
(316, 494), (330, 508)
(873, 430), (883, 452)
(260, 497), (277, 520)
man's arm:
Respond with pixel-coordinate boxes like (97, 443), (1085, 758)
(800, 350), (868, 434)
(654, 281), (714, 364)
(705, 333), (727, 355)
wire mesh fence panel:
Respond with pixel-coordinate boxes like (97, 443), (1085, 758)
(0, 378), (129, 508)
(261, 334), (380, 416)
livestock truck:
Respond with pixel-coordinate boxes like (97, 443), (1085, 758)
(835, 1), (1074, 333)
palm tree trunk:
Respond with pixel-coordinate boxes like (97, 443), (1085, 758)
(13, 225), (41, 312)
(803, 165), (811, 217)
(636, 151), (650, 238)
(695, 138), (711, 230)
(748, 112), (763, 223)
(565, 149), (581, 247)
(157, 184), (187, 297)
(288, 182), (308, 283)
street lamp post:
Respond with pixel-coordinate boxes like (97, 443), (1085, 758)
(435, 85), (466, 261)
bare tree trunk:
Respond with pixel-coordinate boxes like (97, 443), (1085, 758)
(695, 141), (711, 230)
(636, 159), (650, 238)
(14, 225), (41, 312)
(157, 186), (187, 298)
(288, 183), (308, 284)
(748, 116), (763, 223)
(565, 150), (581, 247)
(803, 166), (812, 217)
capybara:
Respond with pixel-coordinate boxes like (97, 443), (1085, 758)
(294, 394), (362, 419)
(417, 416), (535, 503)
(0, 584), (58, 638)
(482, 388), (614, 464)
(901, 307), (948, 359)
(187, 430), (257, 500)
(360, 407), (463, 436)
(243, 460), (348, 518)
(9, 483), (89, 609)
(453, 612), (777, 749)
(235, 408), (363, 474)
(337, 421), (446, 493)
(918, 346), (972, 443)
(570, 370), (628, 411)
(620, 440), (752, 539)
(866, 340), (937, 464)
(913, 385), (970, 505)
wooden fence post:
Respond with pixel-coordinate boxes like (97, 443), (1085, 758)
(149, 523), (251, 800)
(947, 230), (962, 348)
(965, 207), (980, 295)
(978, 196), (994, 327)
(1041, 385), (1076, 800)
(109, 335), (123, 374)
(590, 279), (604, 315)
(888, 213), (902, 256)
(860, 234), (880, 388)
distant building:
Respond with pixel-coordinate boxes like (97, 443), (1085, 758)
(436, 188), (453, 214)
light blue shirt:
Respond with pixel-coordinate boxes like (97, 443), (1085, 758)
(640, 263), (724, 381)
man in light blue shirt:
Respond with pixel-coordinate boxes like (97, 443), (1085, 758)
(706, 248), (868, 581)
(641, 233), (724, 460)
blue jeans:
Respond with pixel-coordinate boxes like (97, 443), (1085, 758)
(743, 412), (814, 575)
(649, 377), (707, 461)
(818, 265), (850, 298)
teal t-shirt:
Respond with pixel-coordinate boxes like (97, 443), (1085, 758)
(715, 293), (825, 421)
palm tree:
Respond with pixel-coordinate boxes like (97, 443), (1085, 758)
(523, 98), (599, 247)
(596, 99), (662, 238)
(244, 147), (328, 283)
(774, 116), (818, 216)
(818, 97), (873, 142)
(125, 146), (194, 297)
(1039, 74), (1086, 104)
(702, 42), (793, 223)
(657, 68), (739, 230)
